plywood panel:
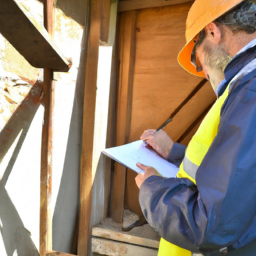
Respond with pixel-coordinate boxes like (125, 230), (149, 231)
(124, 3), (206, 217)
(129, 3), (203, 143)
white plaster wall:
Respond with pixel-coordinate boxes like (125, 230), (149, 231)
(0, 0), (87, 255)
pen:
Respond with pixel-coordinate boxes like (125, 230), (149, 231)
(143, 118), (173, 146)
(156, 118), (173, 132)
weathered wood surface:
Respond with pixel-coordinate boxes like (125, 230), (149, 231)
(92, 218), (160, 249)
(78, 0), (103, 255)
(0, 0), (70, 71)
(110, 11), (137, 224)
(118, 0), (194, 12)
(92, 238), (158, 256)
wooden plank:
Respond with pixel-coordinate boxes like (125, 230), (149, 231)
(0, 0), (71, 71)
(177, 104), (213, 143)
(169, 79), (207, 119)
(92, 218), (160, 249)
(47, 252), (77, 256)
(104, 5), (119, 218)
(118, 0), (194, 12)
(40, 1), (54, 255)
(78, 0), (103, 255)
(92, 238), (158, 256)
(164, 81), (216, 143)
(110, 10), (137, 223)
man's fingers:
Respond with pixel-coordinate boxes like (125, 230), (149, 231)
(136, 163), (147, 170)
(140, 130), (156, 140)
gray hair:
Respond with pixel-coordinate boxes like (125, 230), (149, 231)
(216, 0), (256, 33)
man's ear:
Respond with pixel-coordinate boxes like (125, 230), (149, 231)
(205, 22), (221, 45)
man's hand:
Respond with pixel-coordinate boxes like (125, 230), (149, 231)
(140, 129), (174, 159)
(135, 163), (161, 189)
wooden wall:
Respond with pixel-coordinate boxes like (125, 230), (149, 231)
(111, 1), (216, 221)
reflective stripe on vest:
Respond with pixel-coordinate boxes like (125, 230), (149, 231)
(158, 84), (230, 256)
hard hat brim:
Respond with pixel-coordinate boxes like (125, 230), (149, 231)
(178, 39), (205, 78)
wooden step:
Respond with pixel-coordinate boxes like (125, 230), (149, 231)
(92, 218), (160, 249)
(0, 0), (71, 72)
(92, 238), (158, 256)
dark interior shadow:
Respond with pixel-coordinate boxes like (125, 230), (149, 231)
(0, 83), (42, 256)
(52, 27), (87, 254)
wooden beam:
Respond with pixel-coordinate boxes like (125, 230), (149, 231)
(92, 238), (158, 256)
(40, 1), (55, 255)
(47, 252), (77, 256)
(0, 0), (71, 71)
(177, 104), (213, 143)
(110, 10), (137, 223)
(164, 81), (216, 143)
(92, 219), (160, 249)
(118, 0), (194, 12)
(169, 79), (208, 119)
(78, 0), (103, 255)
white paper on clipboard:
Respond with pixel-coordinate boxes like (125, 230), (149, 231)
(102, 140), (178, 178)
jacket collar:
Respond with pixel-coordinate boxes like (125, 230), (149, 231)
(217, 45), (256, 97)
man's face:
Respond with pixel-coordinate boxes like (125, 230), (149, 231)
(196, 35), (232, 91)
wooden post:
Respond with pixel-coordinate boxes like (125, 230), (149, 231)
(78, 0), (103, 255)
(40, 0), (55, 255)
(110, 11), (137, 223)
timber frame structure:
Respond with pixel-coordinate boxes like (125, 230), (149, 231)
(0, 0), (215, 255)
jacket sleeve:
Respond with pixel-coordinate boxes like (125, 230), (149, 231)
(167, 143), (186, 167)
(139, 80), (256, 253)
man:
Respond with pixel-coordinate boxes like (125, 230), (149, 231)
(135, 0), (256, 255)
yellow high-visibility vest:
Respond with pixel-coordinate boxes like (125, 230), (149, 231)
(158, 85), (230, 256)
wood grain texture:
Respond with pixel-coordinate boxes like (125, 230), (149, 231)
(78, 0), (103, 255)
(92, 218), (160, 249)
(0, 0), (70, 71)
(40, 1), (55, 255)
(118, 0), (194, 12)
(92, 238), (158, 256)
(124, 3), (206, 216)
(110, 11), (137, 223)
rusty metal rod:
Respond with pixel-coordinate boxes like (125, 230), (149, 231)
(40, 0), (55, 255)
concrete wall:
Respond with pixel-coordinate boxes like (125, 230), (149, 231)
(0, 0), (88, 255)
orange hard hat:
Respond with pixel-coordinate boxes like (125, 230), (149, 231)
(178, 0), (244, 77)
